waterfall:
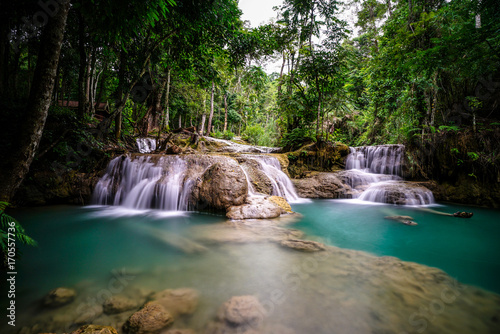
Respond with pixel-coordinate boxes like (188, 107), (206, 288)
(92, 155), (192, 211)
(342, 145), (434, 205)
(93, 152), (306, 212)
(136, 138), (157, 153)
(246, 155), (304, 203)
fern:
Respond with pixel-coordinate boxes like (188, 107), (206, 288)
(0, 202), (38, 251)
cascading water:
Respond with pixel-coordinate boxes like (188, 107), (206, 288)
(136, 138), (157, 153)
(92, 155), (192, 211)
(342, 145), (435, 205)
(93, 152), (306, 212)
(244, 155), (304, 203)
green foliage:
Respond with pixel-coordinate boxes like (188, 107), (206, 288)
(223, 131), (235, 140)
(281, 127), (315, 150)
(0, 202), (37, 266)
(467, 152), (479, 161)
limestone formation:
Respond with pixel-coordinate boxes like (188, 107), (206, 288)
(198, 160), (248, 210)
(226, 197), (282, 219)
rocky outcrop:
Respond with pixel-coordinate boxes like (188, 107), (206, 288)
(123, 302), (174, 334)
(103, 295), (138, 315)
(70, 325), (119, 334)
(42, 287), (76, 307)
(268, 196), (292, 213)
(292, 172), (345, 198)
(148, 288), (199, 317)
(226, 197), (282, 219)
(197, 159), (248, 210)
(205, 296), (266, 334)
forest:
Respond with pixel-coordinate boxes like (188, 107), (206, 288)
(1, 1), (500, 333)
(1, 0), (499, 206)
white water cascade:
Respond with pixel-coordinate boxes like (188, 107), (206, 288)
(245, 155), (305, 203)
(342, 145), (435, 205)
(92, 155), (192, 211)
(136, 138), (157, 153)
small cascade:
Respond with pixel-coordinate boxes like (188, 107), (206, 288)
(341, 145), (434, 205)
(246, 155), (302, 203)
(92, 155), (191, 211)
(203, 137), (281, 153)
(136, 138), (157, 153)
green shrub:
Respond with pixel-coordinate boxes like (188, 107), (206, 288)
(223, 130), (234, 140)
(281, 127), (315, 150)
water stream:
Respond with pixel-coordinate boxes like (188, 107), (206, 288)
(341, 145), (435, 205)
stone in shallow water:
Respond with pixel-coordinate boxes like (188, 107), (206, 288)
(280, 239), (326, 252)
(70, 325), (118, 334)
(205, 295), (266, 334)
(149, 288), (199, 317)
(226, 197), (282, 219)
(42, 287), (76, 307)
(103, 295), (138, 315)
(123, 302), (173, 334)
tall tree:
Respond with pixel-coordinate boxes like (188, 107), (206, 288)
(0, 0), (71, 202)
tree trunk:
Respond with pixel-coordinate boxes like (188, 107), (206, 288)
(0, 0), (70, 202)
(223, 93), (228, 132)
(206, 80), (215, 136)
(161, 67), (172, 132)
(178, 114), (182, 129)
(115, 51), (126, 139)
(77, 10), (89, 119)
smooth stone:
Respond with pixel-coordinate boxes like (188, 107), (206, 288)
(42, 287), (76, 307)
(226, 197), (282, 220)
(149, 288), (199, 317)
(123, 302), (174, 334)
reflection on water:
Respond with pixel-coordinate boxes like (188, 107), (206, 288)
(2, 204), (500, 334)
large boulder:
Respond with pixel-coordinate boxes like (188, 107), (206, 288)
(123, 302), (174, 334)
(205, 296), (266, 334)
(70, 325), (118, 334)
(148, 288), (199, 317)
(292, 172), (345, 198)
(42, 287), (76, 307)
(197, 159), (248, 210)
(103, 295), (138, 315)
(226, 197), (282, 219)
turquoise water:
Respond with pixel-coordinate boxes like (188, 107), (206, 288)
(292, 200), (500, 294)
(2, 201), (500, 333)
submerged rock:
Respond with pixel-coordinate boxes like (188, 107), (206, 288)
(70, 325), (118, 334)
(206, 296), (266, 334)
(226, 197), (282, 219)
(103, 295), (138, 315)
(123, 302), (174, 334)
(198, 159), (248, 210)
(280, 239), (326, 252)
(149, 288), (199, 317)
(385, 215), (418, 226)
(42, 287), (76, 307)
